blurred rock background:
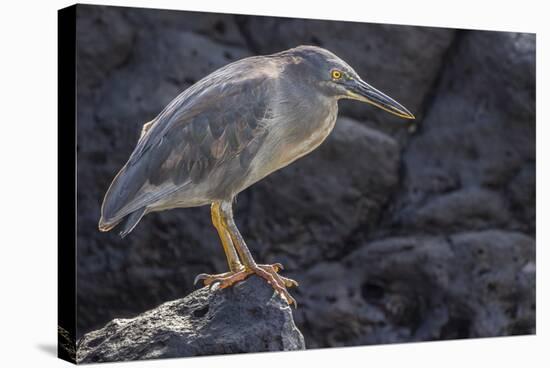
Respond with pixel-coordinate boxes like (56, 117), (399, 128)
(75, 4), (535, 347)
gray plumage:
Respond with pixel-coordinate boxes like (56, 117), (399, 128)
(99, 45), (413, 236)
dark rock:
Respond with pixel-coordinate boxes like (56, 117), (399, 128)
(388, 31), (535, 236)
(77, 277), (305, 363)
(293, 230), (535, 347)
(121, 5), (248, 47)
(76, 5), (136, 91)
(58, 326), (76, 363)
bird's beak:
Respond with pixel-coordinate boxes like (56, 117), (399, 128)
(346, 79), (415, 120)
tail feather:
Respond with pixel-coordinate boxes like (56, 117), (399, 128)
(98, 216), (121, 232)
(118, 207), (147, 238)
(98, 207), (147, 238)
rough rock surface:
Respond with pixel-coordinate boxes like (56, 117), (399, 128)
(77, 277), (305, 363)
(294, 230), (535, 347)
(74, 4), (536, 349)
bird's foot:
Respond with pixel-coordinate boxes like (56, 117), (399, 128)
(193, 263), (299, 307)
(193, 270), (239, 287)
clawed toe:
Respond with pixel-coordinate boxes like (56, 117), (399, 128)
(280, 275), (299, 288)
(193, 271), (234, 287)
(193, 262), (298, 307)
(258, 264), (298, 288)
(193, 273), (210, 286)
(252, 264), (298, 307)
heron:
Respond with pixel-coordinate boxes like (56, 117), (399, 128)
(98, 45), (414, 307)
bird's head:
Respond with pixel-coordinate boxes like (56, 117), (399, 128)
(281, 45), (415, 120)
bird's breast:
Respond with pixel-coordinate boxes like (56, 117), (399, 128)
(277, 111), (337, 165)
(245, 100), (338, 187)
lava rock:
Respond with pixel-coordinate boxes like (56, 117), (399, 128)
(77, 276), (305, 363)
(76, 5), (136, 91)
(388, 31), (536, 235)
(58, 326), (76, 363)
(121, 5), (248, 47)
(293, 230), (535, 347)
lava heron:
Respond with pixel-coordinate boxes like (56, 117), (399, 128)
(99, 45), (414, 306)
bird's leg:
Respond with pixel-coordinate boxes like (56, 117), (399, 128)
(211, 201), (243, 272)
(194, 202), (244, 286)
(211, 200), (299, 307)
(195, 200), (299, 306)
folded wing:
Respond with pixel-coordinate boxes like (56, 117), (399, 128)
(99, 70), (274, 228)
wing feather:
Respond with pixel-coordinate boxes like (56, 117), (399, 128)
(100, 69), (274, 223)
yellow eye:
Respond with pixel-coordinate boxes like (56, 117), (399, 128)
(331, 70), (342, 80)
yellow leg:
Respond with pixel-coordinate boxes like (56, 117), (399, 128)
(194, 200), (299, 308)
(211, 201), (243, 272)
(217, 200), (298, 307)
(193, 202), (243, 286)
